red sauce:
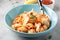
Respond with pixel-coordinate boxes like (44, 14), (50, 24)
(42, 0), (53, 5)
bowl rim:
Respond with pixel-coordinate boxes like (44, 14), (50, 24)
(4, 4), (58, 35)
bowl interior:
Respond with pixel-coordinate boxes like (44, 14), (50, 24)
(5, 4), (58, 34)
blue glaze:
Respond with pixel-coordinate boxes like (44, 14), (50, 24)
(5, 4), (58, 38)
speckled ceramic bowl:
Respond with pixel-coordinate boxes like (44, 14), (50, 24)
(5, 4), (58, 38)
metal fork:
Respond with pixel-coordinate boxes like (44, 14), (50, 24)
(38, 0), (44, 14)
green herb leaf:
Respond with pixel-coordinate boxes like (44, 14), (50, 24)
(30, 15), (36, 22)
(30, 15), (36, 19)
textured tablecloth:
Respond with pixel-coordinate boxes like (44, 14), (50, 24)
(0, 0), (60, 40)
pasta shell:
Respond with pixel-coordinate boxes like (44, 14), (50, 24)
(28, 29), (36, 33)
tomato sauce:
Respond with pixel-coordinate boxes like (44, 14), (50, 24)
(42, 0), (53, 5)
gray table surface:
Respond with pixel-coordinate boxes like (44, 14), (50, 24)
(0, 0), (60, 40)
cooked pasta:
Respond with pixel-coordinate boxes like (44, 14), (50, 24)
(12, 10), (50, 33)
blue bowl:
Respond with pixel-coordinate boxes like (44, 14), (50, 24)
(5, 4), (58, 38)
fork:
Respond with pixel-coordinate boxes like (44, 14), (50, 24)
(38, 0), (44, 14)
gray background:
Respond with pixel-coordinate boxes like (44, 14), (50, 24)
(0, 0), (60, 40)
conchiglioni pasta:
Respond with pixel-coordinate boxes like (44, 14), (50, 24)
(12, 10), (50, 33)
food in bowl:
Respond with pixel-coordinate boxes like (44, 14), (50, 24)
(11, 10), (50, 34)
(25, 0), (37, 4)
(42, 0), (53, 5)
(25, 0), (54, 9)
(25, 0), (53, 5)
